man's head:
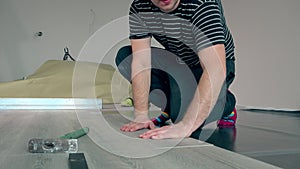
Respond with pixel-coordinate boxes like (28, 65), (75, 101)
(151, 0), (180, 13)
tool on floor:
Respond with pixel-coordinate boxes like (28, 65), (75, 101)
(28, 138), (78, 153)
(59, 127), (89, 139)
(69, 153), (89, 169)
(28, 127), (89, 153)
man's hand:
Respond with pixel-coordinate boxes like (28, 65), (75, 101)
(139, 121), (192, 139)
(120, 114), (155, 132)
(122, 38), (152, 133)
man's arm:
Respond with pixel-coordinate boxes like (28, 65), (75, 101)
(140, 44), (226, 139)
(120, 38), (155, 132)
(131, 38), (151, 115)
(182, 44), (226, 133)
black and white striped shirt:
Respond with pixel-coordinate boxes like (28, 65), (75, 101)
(129, 0), (235, 66)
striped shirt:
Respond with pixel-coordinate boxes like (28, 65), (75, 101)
(129, 0), (235, 66)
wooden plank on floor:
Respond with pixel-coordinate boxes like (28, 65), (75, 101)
(0, 109), (279, 169)
(0, 98), (102, 109)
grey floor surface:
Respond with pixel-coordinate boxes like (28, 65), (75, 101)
(211, 109), (300, 169)
(104, 105), (300, 169)
(0, 107), (285, 169)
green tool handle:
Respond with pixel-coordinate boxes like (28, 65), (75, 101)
(59, 127), (89, 139)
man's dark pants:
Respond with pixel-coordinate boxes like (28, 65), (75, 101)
(115, 46), (236, 137)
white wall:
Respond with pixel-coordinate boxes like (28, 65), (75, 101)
(0, 0), (132, 81)
(222, 0), (300, 110)
(0, 0), (299, 109)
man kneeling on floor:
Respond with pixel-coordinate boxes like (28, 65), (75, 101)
(116, 0), (237, 140)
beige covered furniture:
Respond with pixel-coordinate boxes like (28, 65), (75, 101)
(0, 60), (131, 104)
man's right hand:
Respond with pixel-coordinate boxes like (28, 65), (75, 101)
(120, 114), (155, 132)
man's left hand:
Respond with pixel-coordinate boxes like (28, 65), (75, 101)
(139, 121), (192, 139)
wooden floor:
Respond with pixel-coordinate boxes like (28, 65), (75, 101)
(0, 108), (280, 169)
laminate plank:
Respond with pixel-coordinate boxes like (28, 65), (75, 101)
(0, 110), (279, 169)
